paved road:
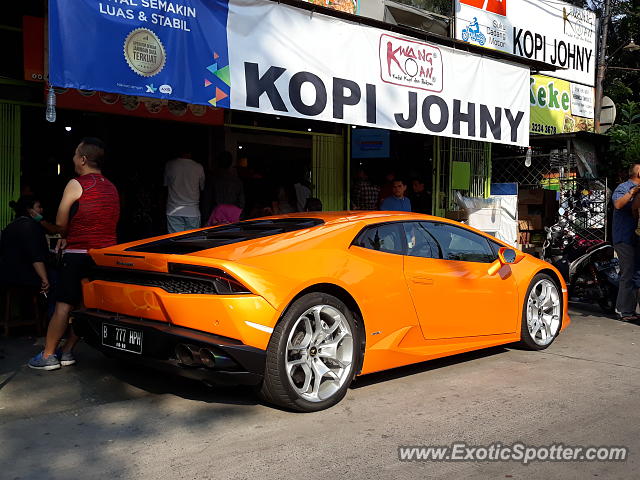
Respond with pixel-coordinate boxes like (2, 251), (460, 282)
(1, 306), (639, 479)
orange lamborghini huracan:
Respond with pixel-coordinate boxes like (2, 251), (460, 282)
(74, 212), (570, 411)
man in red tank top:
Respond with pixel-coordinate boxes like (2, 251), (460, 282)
(29, 138), (120, 370)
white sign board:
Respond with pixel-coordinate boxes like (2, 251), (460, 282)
(455, 0), (597, 86)
(228, 0), (530, 146)
(570, 83), (594, 118)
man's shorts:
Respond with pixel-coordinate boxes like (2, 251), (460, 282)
(55, 253), (95, 305)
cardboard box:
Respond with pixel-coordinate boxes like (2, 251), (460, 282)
(526, 205), (544, 215)
(517, 204), (529, 218)
(543, 189), (559, 225)
(518, 189), (544, 205)
(518, 231), (531, 245)
(445, 210), (468, 222)
(519, 215), (543, 230)
(518, 219), (532, 230)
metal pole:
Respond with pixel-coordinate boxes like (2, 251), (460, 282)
(594, 0), (611, 133)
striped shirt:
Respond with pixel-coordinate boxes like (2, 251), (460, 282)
(66, 173), (120, 250)
(352, 180), (380, 210)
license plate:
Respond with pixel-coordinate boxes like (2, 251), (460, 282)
(101, 323), (143, 354)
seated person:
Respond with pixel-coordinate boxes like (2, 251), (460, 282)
(0, 196), (50, 295)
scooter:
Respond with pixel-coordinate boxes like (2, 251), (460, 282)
(542, 211), (619, 313)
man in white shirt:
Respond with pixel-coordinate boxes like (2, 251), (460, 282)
(163, 151), (205, 233)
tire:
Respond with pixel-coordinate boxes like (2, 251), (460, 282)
(462, 29), (469, 41)
(519, 273), (563, 350)
(260, 292), (359, 412)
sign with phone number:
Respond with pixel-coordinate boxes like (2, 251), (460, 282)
(530, 123), (557, 135)
(529, 74), (594, 135)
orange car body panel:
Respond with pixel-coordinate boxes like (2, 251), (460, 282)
(84, 212), (570, 375)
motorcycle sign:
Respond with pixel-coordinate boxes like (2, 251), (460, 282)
(461, 17), (486, 46)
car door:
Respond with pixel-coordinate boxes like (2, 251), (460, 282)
(402, 221), (518, 339)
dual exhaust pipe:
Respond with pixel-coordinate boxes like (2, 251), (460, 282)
(175, 344), (235, 370)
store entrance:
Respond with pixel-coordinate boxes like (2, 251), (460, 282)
(20, 106), (214, 242)
(225, 126), (349, 214)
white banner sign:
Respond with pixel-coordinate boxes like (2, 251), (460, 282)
(228, 0), (530, 146)
(455, 0), (597, 86)
(570, 83), (594, 118)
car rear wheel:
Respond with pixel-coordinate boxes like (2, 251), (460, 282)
(519, 273), (562, 350)
(260, 293), (358, 412)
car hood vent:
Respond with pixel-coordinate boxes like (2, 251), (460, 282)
(126, 218), (325, 254)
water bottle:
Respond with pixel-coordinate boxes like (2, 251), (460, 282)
(45, 86), (56, 123)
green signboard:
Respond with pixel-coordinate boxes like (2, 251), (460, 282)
(530, 75), (594, 135)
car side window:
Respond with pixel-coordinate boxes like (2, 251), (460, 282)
(489, 240), (503, 259)
(403, 222), (441, 259)
(353, 223), (405, 255)
(424, 222), (496, 263)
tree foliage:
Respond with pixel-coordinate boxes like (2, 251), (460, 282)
(564, 0), (639, 104)
(607, 101), (640, 167)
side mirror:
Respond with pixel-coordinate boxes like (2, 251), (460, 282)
(499, 247), (517, 264)
(488, 247), (525, 276)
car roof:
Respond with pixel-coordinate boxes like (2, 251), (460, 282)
(114, 211), (508, 258)
(256, 211), (435, 225)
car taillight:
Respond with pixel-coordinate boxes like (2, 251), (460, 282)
(168, 264), (251, 294)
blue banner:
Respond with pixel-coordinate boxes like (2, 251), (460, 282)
(351, 129), (390, 158)
(49, 0), (231, 108)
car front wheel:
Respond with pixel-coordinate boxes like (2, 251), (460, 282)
(519, 273), (563, 350)
(260, 292), (358, 412)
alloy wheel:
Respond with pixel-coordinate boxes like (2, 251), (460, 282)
(526, 278), (561, 346)
(285, 304), (354, 403)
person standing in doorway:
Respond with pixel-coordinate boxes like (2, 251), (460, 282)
(378, 170), (396, 208)
(0, 196), (50, 294)
(380, 179), (412, 212)
(211, 151), (245, 211)
(28, 138), (120, 370)
(351, 168), (379, 210)
(612, 164), (640, 321)
(409, 177), (432, 214)
(164, 148), (205, 233)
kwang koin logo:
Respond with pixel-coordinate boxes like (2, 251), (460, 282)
(379, 35), (443, 92)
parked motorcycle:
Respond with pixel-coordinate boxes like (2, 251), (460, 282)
(542, 209), (619, 313)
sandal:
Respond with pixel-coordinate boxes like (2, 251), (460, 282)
(618, 314), (639, 322)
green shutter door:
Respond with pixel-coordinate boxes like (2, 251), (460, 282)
(0, 103), (21, 228)
(312, 134), (345, 211)
(433, 137), (492, 217)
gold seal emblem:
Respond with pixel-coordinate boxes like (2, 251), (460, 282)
(123, 28), (166, 77)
